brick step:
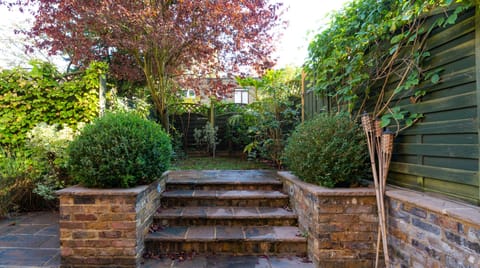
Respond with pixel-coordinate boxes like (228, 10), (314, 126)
(145, 226), (307, 255)
(166, 183), (282, 191)
(154, 206), (297, 226)
(166, 170), (282, 191)
(161, 190), (289, 207)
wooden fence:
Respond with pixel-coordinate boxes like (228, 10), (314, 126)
(304, 6), (480, 205)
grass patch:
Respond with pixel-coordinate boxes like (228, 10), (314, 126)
(172, 156), (273, 170)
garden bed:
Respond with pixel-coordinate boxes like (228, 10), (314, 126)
(277, 172), (379, 267)
(56, 172), (167, 267)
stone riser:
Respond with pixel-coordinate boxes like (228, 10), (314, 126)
(161, 198), (289, 207)
(145, 241), (307, 255)
(166, 184), (282, 191)
(154, 218), (298, 227)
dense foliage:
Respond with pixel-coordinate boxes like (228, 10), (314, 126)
(232, 68), (302, 167)
(67, 113), (172, 188)
(0, 61), (106, 146)
(4, 0), (285, 130)
(306, 0), (473, 131)
(283, 113), (370, 188)
(0, 123), (77, 215)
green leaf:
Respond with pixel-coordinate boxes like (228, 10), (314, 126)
(431, 74), (440, 84)
(380, 116), (391, 128)
(446, 13), (458, 25)
(390, 34), (404, 44)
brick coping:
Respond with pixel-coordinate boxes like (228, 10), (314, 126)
(277, 171), (376, 196)
(56, 184), (149, 196)
(56, 171), (170, 196)
(386, 187), (480, 227)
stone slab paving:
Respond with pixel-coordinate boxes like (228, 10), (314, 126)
(148, 225), (304, 242)
(141, 255), (314, 268)
(0, 211), (60, 268)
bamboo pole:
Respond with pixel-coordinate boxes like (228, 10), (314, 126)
(361, 113), (390, 268)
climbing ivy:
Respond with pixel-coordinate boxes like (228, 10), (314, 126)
(305, 0), (473, 133)
(0, 61), (107, 146)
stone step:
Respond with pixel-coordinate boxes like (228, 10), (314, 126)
(154, 206), (297, 226)
(145, 226), (307, 255)
(166, 170), (283, 191)
(161, 190), (289, 207)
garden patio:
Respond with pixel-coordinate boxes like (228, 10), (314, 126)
(1, 0), (480, 268)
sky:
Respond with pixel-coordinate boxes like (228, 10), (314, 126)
(0, 0), (351, 71)
(273, 0), (350, 68)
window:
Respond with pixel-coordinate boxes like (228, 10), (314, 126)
(234, 89), (249, 104)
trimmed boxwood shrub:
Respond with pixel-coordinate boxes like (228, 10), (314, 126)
(283, 113), (369, 188)
(67, 112), (172, 188)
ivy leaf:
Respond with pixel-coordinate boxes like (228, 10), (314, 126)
(380, 117), (391, 128)
(389, 44), (399, 55)
(431, 74), (440, 84)
(446, 13), (458, 25)
(390, 34), (404, 44)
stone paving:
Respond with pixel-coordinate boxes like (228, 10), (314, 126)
(0, 211), (313, 267)
(142, 255), (313, 268)
(0, 211), (60, 268)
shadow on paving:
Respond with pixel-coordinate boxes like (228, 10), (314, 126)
(141, 255), (314, 268)
(0, 211), (60, 268)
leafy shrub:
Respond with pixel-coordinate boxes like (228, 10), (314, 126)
(242, 97), (301, 167)
(67, 112), (172, 188)
(193, 122), (220, 156)
(283, 113), (369, 188)
(26, 123), (81, 200)
(0, 147), (56, 216)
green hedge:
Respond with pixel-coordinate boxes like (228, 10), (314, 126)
(67, 112), (172, 188)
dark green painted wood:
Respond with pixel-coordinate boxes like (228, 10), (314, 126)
(425, 35), (475, 70)
(424, 107), (477, 122)
(423, 178), (479, 204)
(402, 119), (476, 135)
(475, 3), (480, 204)
(423, 82), (475, 101)
(305, 7), (479, 204)
(424, 156), (478, 171)
(422, 133), (478, 144)
(395, 144), (478, 158)
(390, 162), (478, 187)
(425, 10), (475, 50)
(402, 92), (475, 114)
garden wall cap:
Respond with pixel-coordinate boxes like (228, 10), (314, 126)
(387, 188), (480, 226)
(277, 171), (376, 196)
(56, 184), (150, 196)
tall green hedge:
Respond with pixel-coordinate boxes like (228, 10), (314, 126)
(0, 61), (106, 146)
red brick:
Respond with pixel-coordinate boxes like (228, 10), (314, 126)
(111, 205), (135, 213)
(60, 221), (85, 229)
(61, 247), (73, 256)
(318, 205), (345, 213)
(84, 221), (109, 229)
(74, 214), (98, 221)
(72, 231), (97, 239)
(99, 230), (122, 238)
(110, 221), (136, 230)
(111, 239), (136, 248)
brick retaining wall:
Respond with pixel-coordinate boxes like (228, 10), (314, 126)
(56, 174), (167, 267)
(387, 189), (480, 267)
(277, 172), (379, 267)
(278, 171), (480, 267)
